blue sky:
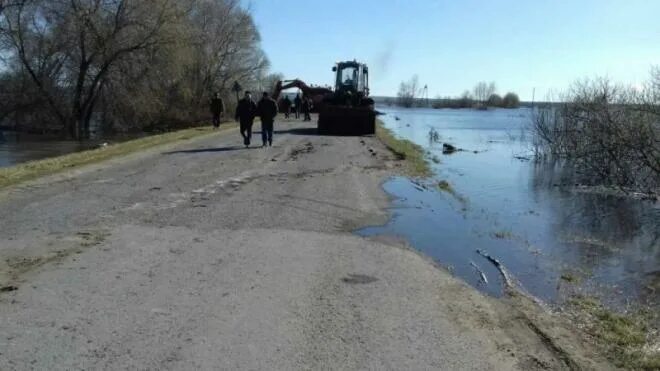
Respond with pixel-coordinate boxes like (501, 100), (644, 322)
(249, 0), (659, 100)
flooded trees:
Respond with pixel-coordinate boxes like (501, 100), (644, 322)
(473, 81), (496, 108)
(502, 92), (520, 108)
(397, 75), (421, 108)
(487, 94), (503, 107)
(0, 0), (186, 138)
(532, 70), (660, 197)
(431, 87), (518, 109)
(0, 0), (270, 138)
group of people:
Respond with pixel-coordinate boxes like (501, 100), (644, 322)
(281, 94), (313, 121)
(209, 90), (313, 148)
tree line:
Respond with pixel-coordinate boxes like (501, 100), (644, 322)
(395, 75), (520, 109)
(0, 0), (277, 139)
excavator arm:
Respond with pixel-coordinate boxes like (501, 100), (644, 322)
(272, 79), (332, 101)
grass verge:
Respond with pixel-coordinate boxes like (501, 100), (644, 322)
(567, 296), (659, 370)
(0, 125), (226, 190)
(375, 119), (431, 177)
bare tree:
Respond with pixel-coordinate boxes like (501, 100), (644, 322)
(0, 0), (272, 136)
(258, 72), (283, 95)
(397, 75), (420, 108)
(532, 71), (659, 196)
(473, 81), (496, 107)
(487, 82), (496, 99)
(187, 0), (268, 104)
(1, 0), (186, 138)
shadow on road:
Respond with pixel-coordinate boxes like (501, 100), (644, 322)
(163, 146), (249, 155)
(274, 127), (318, 136)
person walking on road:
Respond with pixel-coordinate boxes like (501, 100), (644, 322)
(235, 91), (257, 147)
(282, 96), (292, 119)
(210, 92), (225, 129)
(302, 97), (312, 121)
(257, 91), (278, 147)
(293, 94), (302, 119)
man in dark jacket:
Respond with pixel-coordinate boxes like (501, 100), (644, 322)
(210, 92), (225, 129)
(293, 94), (302, 119)
(302, 97), (312, 121)
(235, 91), (257, 147)
(257, 91), (278, 147)
(282, 96), (292, 119)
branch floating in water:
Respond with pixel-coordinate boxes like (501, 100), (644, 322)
(470, 261), (489, 285)
(476, 249), (513, 289)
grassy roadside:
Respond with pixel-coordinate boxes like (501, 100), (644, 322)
(375, 119), (431, 177)
(566, 296), (659, 370)
(0, 125), (231, 190)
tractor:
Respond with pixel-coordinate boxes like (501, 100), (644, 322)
(318, 60), (375, 135)
(272, 60), (376, 135)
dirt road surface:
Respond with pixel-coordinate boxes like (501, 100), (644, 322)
(0, 118), (610, 370)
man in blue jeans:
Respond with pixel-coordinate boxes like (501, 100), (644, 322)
(257, 92), (278, 147)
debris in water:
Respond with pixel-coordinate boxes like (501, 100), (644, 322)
(0, 285), (18, 292)
(442, 143), (458, 154)
(470, 261), (489, 284)
(437, 180), (452, 191)
(477, 249), (514, 289)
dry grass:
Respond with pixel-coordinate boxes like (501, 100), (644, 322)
(375, 120), (431, 177)
(567, 296), (659, 370)
(0, 125), (227, 189)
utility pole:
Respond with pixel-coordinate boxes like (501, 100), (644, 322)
(422, 85), (429, 107)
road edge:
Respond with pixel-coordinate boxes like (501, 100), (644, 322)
(0, 124), (237, 195)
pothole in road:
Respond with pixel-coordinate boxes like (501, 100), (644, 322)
(341, 273), (378, 285)
(288, 142), (315, 161)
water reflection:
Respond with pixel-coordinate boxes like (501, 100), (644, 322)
(0, 131), (142, 168)
(358, 107), (659, 309)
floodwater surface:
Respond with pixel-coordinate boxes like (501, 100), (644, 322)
(0, 132), (102, 168)
(359, 107), (659, 309)
(0, 131), (144, 168)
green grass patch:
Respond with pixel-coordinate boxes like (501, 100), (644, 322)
(568, 296), (659, 370)
(560, 272), (581, 284)
(437, 180), (452, 192)
(435, 179), (468, 207)
(376, 120), (431, 177)
(559, 272), (581, 284)
(0, 125), (226, 190)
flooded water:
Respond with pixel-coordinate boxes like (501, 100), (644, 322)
(359, 107), (659, 309)
(0, 131), (134, 168)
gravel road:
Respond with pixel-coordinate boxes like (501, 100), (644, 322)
(0, 117), (610, 370)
